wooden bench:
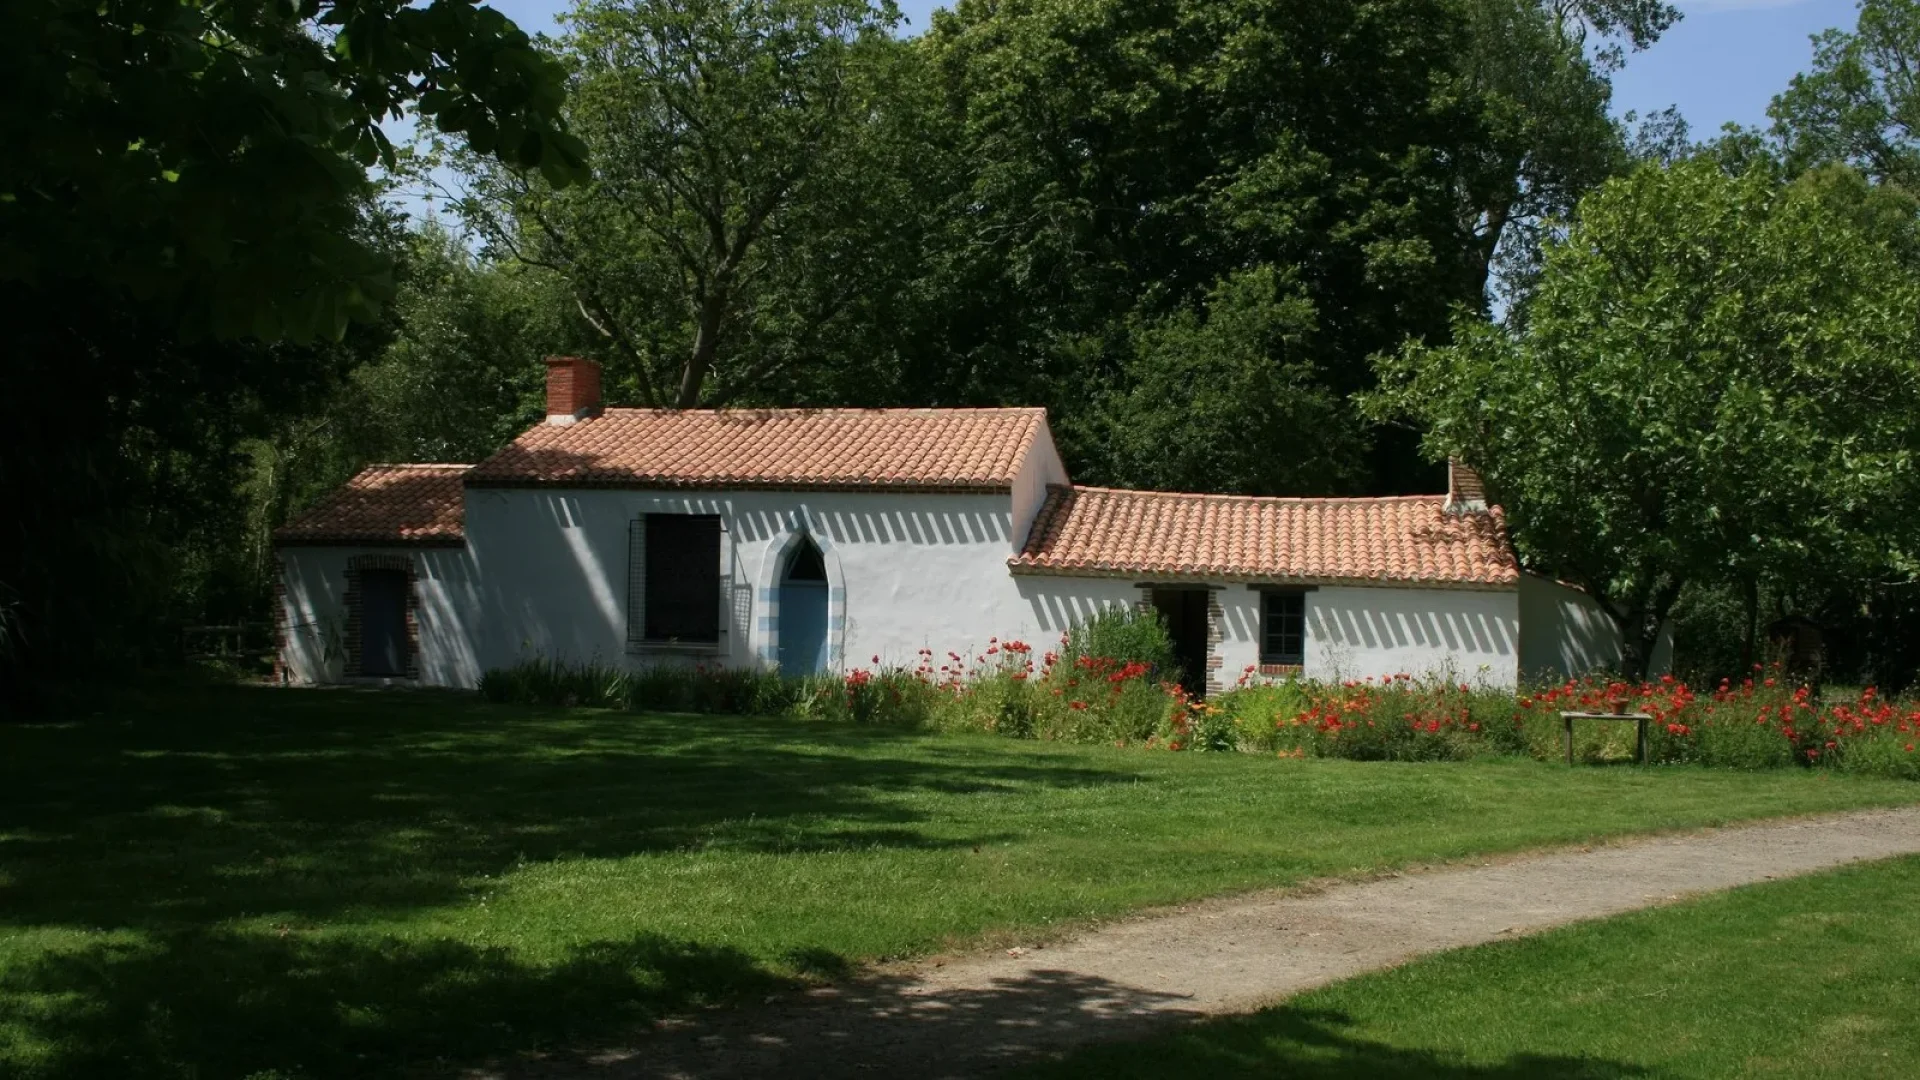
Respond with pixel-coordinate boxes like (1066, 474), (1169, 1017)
(1560, 711), (1653, 765)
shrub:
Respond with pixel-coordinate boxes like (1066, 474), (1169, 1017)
(1213, 675), (1519, 762)
(479, 657), (628, 709)
(1059, 607), (1175, 681)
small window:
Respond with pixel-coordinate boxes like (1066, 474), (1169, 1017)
(643, 514), (721, 643)
(1261, 591), (1305, 665)
(784, 536), (826, 582)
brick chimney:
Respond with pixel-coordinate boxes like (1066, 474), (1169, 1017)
(544, 356), (602, 425)
(1445, 458), (1488, 513)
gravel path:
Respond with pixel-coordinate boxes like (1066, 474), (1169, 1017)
(481, 805), (1920, 1080)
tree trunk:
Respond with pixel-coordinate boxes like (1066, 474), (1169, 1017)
(1618, 614), (1656, 683)
(1739, 574), (1759, 671)
(1611, 579), (1683, 683)
(679, 288), (728, 407)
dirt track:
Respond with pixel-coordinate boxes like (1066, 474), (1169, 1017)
(479, 804), (1920, 1079)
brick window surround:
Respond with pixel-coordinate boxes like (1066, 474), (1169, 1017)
(342, 554), (420, 679)
(272, 555), (290, 684)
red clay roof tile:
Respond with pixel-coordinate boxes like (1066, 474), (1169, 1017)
(1011, 485), (1519, 588)
(465, 408), (1048, 491)
(274, 464), (469, 547)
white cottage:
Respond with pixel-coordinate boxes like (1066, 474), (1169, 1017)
(273, 357), (1656, 694)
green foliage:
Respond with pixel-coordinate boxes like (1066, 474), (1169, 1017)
(344, 229), (583, 463)
(1098, 268), (1363, 496)
(476, 651), (1920, 781)
(1217, 676), (1523, 761)
(1770, 0), (1920, 190)
(459, 0), (913, 408)
(912, 0), (1481, 492)
(481, 631), (1184, 746)
(1371, 159), (1920, 676)
(888, 0), (1677, 493)
(479, 656), (630, 709)
(1059, 607), (1176, 680)
(1455, 0), (1680, 304)
(2, 0), (582, 343)
(0, 0), (585, 702)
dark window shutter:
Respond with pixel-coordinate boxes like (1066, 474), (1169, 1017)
(643, 514), (721, 643)
(717, 518), (733, 641)
(627, 518), (647, 646)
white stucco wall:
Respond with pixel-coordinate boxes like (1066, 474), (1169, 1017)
(278, 489), (1532, 693)
(444, 487), (1147, 681)
(277, 545), (482, 687)
(1212, 585), (1263, 682)
(1517, 573), (1673, 681)
(1015, 581), (1520, 691)
(1300, 584), (1521, 689)
(1009, 421), (1070, 555)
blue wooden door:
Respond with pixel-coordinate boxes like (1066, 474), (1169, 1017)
(779, 582), (828, 677)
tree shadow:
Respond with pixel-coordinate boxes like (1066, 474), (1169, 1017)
(0, 684), (1147, 1077)
(1015, 1004), (1663, 1079)
(0, 685), (1133, 930)
(485, 972), (1659, 1080)
(0, 928), (792, 1080)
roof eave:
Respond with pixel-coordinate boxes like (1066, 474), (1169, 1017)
(462, 477), (1014, 495)
(1004, 560), (1519, 591)
(272, 535), (468, 549)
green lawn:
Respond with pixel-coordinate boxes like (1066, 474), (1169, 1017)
(1, 685), (1916, 1079)
(1027, 855), (1920, 1080)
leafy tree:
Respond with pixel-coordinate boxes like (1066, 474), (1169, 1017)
(0, 0), (585, 700)
(240, 227), (587, 591)
(460, 0), (914, 407)
(1771, 0), (1920, 191)
(891, 0), (1674, 493)
(351, 229), (586, 462)
(1098, 268), (1364, 496)
(1454, 0), (1680, 304)
(4, 0), (585, 341)
(907, 0), (1499, 492)
(1371, 160), (1920, 678)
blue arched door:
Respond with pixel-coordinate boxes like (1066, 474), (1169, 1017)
(778, 536), (829, 677)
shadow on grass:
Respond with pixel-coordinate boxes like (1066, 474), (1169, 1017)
(0, 685), (1132, 930)
(1018, 1005), (1660, 1080)
(472, 975), (1656, 1080)
(0, 683), (1145, 1078)
(1, 928), (791, 1079)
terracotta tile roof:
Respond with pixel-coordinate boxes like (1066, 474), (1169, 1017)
(274, 464), (469, 547)
(1011, 486), (1520, 588)
(465, 408), (1048, 491)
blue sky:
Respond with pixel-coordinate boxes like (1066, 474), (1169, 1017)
(473, 0), (1861, 136)
(1612, 0), (1858, 135)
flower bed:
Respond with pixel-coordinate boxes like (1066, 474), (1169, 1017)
(1215, 672), (1527, 762)
(1207, 664), (1920, 779)
(1515, 669), (1920, 778)
(480, 649), (1920, 780)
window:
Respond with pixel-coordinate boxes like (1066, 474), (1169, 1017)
(1261, 590), (1306, 665)
(784, 536), (826, 582)
(634, 513), (722, 644)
